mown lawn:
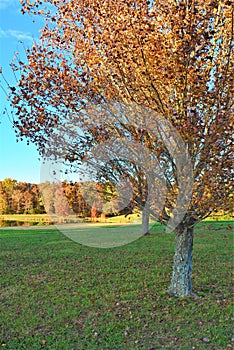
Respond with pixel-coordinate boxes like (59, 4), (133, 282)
(0, 221), (233, 349)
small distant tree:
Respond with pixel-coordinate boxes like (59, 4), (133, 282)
(54, 186), (71, 217)
(40, 182), (56, 215)
(12, 189), (24, 214)
(0, 178), (17, 214)
(85, 126), (164, 235)
(90, 203), (98, 222)
(0, 195), (7, 215)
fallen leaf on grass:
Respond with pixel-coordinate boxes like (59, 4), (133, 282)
(202, 337), (210, 343)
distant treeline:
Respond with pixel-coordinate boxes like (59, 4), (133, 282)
(0, 178), (132, 217)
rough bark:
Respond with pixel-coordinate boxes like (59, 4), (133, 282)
(168, 225), (194, 297)
(142, 204), (150, 235)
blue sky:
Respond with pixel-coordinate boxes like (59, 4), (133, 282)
(0, 0), (45, 183)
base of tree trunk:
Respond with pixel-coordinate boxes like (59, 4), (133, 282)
(143, 231), (150, 236)
(168, 290), (199, 298)
(168, 225), (194, 297)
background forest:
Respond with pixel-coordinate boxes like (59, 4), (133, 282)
(0, 178), (133, 218)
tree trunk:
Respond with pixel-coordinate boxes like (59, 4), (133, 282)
(142, 204), (150, 235)
(168, 225), (194, 297)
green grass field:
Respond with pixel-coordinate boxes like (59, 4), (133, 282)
(0, 221), (233, 349)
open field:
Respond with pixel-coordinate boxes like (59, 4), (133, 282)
(0, 221), (233, 349)
(0, 213), (141, 227)
(0, 212), (233, 228)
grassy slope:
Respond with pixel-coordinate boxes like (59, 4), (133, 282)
(0, 221), (233, 349)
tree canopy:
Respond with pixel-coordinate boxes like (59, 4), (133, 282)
(8, 0), (233, 223)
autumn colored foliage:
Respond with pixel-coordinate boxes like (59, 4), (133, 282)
(0, 179), (124, 217)
(8, 0), (233, 226)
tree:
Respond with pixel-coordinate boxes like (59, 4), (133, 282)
(0, 178), (17, 214)
(90, 203), (98, 222)
(12, 188), (25, 214)
(12, 182), (35, 214)
(85, 125), (165, 235)
(5, 0), (233, 296)
(40, 182), (56, 215)
(61, 180), (91, 217)
(54, 185), (71, 217)
(0, 191), (7, 215)
(30, 183), (45, 214)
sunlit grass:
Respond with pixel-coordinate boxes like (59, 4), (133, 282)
(0, 221), (233, 349)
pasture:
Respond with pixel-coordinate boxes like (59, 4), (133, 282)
(0, 213), (141, 227)
(0, 221), (233, 349)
